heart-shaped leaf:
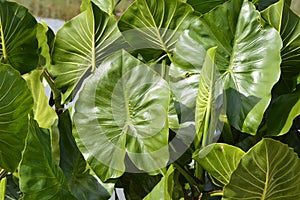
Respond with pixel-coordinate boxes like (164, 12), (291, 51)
(74, 50), (170, 181)
(81, 0), (114, 15)
(50, 3), (127, 103)
(187, 0), (227, 14)
(171, 0), (282, 134)
(193, 143), (245, 187)
(118, 0), (195, 54)
(0, 64), (33, 172)
(223, 138), (300, 199)
(0, 1), (38, 74)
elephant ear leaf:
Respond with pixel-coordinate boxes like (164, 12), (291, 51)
(172, 0), (282, 134)
(261, 0), (300, 94)
(19, 118), (76, 200)
(50, 3), (127, 103)
(74, 50), (170, 181)
(0, 64), (33, 172)
(0, 1), (38, 74)
(223, 138), (300, 199)
(81, 0), (115, 15)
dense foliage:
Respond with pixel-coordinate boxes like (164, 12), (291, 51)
(0, 0), (300, 199)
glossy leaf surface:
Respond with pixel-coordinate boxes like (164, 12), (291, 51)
(0, 64), (33, 172)
(118, 0), (195, 53)
(51, 4), (126, 103)
(261, 0), (300, 94)
(59, 111), (113, 199)
(172, 0), (282, 134)
(0, 1), (38, 74)
(19, 119), (75, 200)
(223, 138), (300, 199)
(194, 143), (245, 187)
(74, 50), (170, 181)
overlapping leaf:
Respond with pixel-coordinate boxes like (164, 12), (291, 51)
(74, 50), (170, 181)
(81, 0), (115, 15)
(223, 138), (300, 199)
(261, 0), (300, 94)
(187, 0), (226, 14)
(172, 0), (282, 134)
(193, 143), (245, 187)
(59, 111), (113, 199)
(0, 1), (38, 74)
(118, 0), (195, 54)
(50, 3), (127, 103)
(0, 64), (33, 172)
(19, 119), (76, 200)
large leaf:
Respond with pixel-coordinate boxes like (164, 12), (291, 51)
(74, 50), (170, 181)
(266, 87), (300, 136)
(143, 165), (175, 200)
(19, 119), (75, 200)
(187, 0), (227, 14)
(223, 138), (300, 199)
(0, 1), (38, 74)
(261, 0), (300, 94)
(50, 3), (126, 103)
(193, 143), (245, 187)
(0, 64), (33, 172)
(195, 47), (223, 147)
(81, 0), (114, 15)
(118, 0), (195, 54)
(172, 0), (282, 134)
(59, 110), (113, 199)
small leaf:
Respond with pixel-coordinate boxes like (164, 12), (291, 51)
(0, 64), (33, 172)
(0, 1), (38, 74)
(193, 143), (245, 187)
(223, 138), (300, 199)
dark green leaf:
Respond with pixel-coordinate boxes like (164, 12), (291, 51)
(187, 0), (227, 14)
(0, 64), (33, 172)
(19, 119), (76, 200)
(261, 0), (300, 95)
(0, 1), (38, 74)
(223, 138), (300, 199)
(59, 110), (113, 200)
(74, 50), (170, 181)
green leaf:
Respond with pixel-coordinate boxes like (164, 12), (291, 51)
(81, 0), (114, 15)
(195, 46), (222, 147)
(23, 70), (57, 130)
(143, 165), (175, 200)
(266, 87), (300, 136)
(0, 64), (33, 172)
(261, 0), (300, 94)
(118, 0), (195, 54)
(19, 118), (76, 200)
(172, 0), (282, 134)
(187, 0), (227, 14)
(223, 138), (300, 199)
(0, 177), (6, 200)
(193, 143), (245, 187)
(50, 3), (126, 103)
(0, 1), (38, 74)
(59, 110), (113, 199)
(74, 50), (170, 181)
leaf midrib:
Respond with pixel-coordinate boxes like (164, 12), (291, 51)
(0, 16), (7, 62)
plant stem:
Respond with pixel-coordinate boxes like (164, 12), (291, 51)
(0, 169), (7, 180)
(173, 163), (203, 192)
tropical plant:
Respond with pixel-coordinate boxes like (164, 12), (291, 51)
(0, 0), (300, 199)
